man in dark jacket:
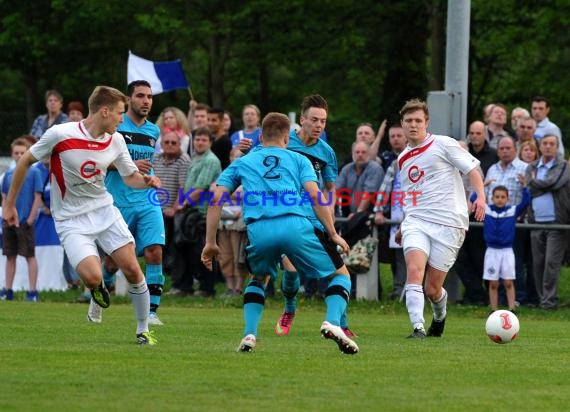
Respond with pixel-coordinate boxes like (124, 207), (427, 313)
(468, 120), (498, 175)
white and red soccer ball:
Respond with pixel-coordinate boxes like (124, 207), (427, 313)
(485, 310), (520, 344)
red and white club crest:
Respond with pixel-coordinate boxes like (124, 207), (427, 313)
(408, 165), (424, 183)
(80, 160), (101, 179)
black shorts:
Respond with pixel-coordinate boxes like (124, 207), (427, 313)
(314, 227), (345, 270)
(2, 221), (36, 258)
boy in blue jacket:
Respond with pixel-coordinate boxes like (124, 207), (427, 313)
(472, 183), (530, 313)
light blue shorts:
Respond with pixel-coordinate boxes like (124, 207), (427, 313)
(246, 215), (337, 280)
(119, 204), (165, 255)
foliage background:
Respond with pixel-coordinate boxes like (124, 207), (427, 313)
(1, 0), (569, 156)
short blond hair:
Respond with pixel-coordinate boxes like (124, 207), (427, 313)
(87, 86), (127, 114)
(261, 112), (290, 142)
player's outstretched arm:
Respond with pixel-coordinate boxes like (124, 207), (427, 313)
(123, 172), (161, 189)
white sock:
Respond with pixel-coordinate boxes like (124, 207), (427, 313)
(405, 283), (425, 330)
(430, 288), (448, 322)
(128, 280), (150, 334)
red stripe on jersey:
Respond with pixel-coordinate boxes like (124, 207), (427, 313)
(50, 152), (66, 199)
(398, 135), (435, 170)
(50, 135), (113, 199)
(53, 137), (113, 154)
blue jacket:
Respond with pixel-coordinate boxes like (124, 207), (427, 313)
(471, 188), (530, 249)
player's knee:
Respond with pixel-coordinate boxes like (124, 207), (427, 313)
(144, 245), (162, 264)
(121, 263), (144, 283)
(425, 287), (440, 302)
(103, 257), (118, 274)
(406, 265), (424, 283)
(82, 273), (102, 289)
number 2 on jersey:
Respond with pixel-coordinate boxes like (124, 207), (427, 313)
(262, 155), (281, 180)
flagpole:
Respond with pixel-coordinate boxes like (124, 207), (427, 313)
(187, 86), (195, 102)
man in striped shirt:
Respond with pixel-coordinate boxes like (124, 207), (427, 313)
(153, 131), (191, 275)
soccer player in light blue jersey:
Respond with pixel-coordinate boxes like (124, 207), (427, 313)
(87, 80), (166, 326)
(202, 112), (358, 354)
(278, 96), (356, 338)
(238, 95), (355, 337)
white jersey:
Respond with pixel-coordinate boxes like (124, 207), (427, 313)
(397, 134), (479, 230)
(30, 121), (138, 221)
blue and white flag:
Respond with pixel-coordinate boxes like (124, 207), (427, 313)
(127, 51), (189, 94)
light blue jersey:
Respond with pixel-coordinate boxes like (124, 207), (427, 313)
(287, 130), (338, 187)
(105, 114), (160, 206)
(217, 146), (318, 224)
(233, 140), (352, 344)
(287, 131), (338, 231)
(104, 114), (164, 253)
(218, 145), (339, 281)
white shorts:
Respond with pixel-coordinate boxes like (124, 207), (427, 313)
(483, 247), (515, 281)
(55, 205), (135, 269)
(401, 216), (465, 272)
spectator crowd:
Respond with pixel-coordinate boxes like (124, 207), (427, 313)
(2, 89), (569, 314)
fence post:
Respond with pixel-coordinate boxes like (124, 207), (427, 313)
(356, 224), (379, 301)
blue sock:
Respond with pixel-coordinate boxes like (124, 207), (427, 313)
(281, 270), (300, 314)
(324, 275), (351, 326)
(243, 278), (266, 336)
(146, 264), (164, 313)
(340, 310), (348, 328)
(102, 266), (116, 288)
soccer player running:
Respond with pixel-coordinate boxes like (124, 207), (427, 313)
(239, 95), (354, 337)
(396, 99), (486, 339)
(2, 86), (160, 344)
(87, 80), (166, 325)
(202, 112), (358, 354)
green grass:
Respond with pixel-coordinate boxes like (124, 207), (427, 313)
(3, 263), (570, 411)
(2, 292), (570, 412)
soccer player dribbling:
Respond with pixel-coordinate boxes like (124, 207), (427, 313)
(2, 85), (161, 345)
(395, 99), (486, 339)
(202, 112), (358, 354)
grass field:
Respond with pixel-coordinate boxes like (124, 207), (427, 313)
(2, 285), (570, 412)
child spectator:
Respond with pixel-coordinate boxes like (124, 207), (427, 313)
(473, 184), (530, 313)
(1, 137), (44, 301)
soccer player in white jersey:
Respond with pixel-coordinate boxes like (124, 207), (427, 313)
(2, 86), (161, 345)
(395, 99), (486, 339)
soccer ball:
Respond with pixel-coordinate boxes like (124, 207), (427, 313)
(485, 310), (520, 344)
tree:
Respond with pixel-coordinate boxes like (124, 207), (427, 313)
(1, 0), (568, 156)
